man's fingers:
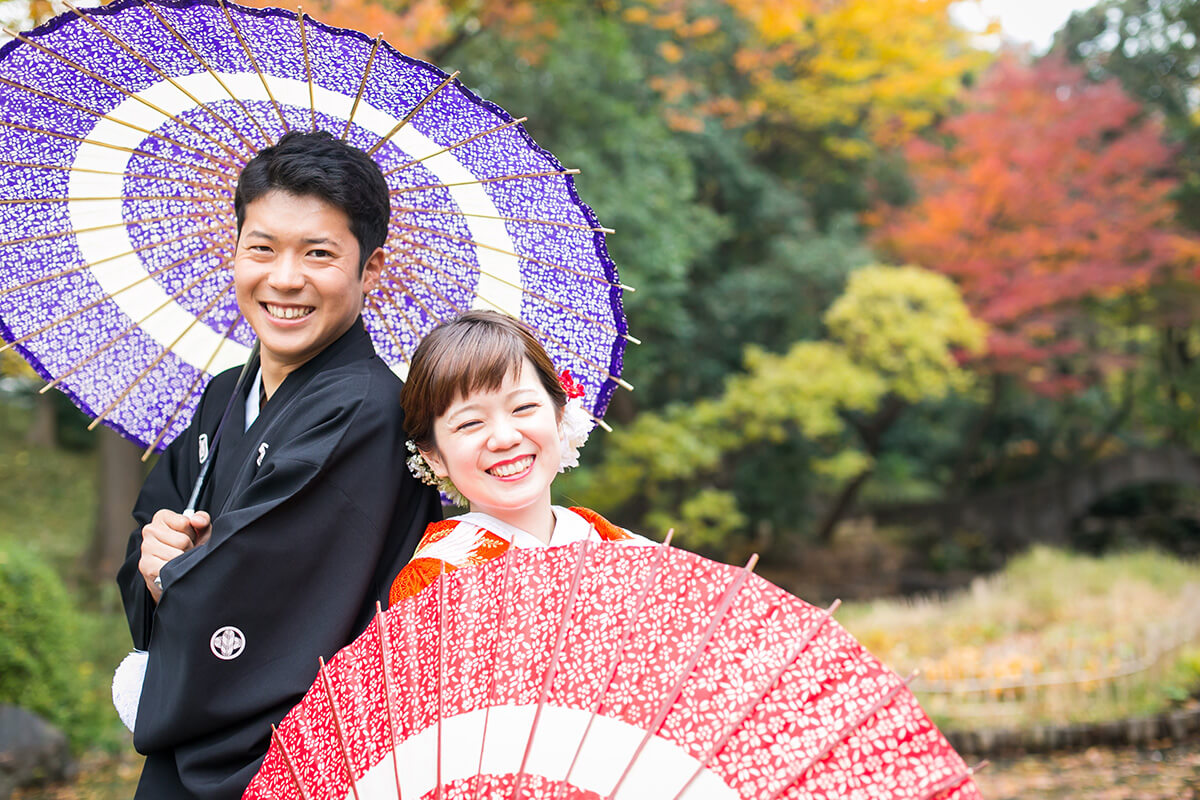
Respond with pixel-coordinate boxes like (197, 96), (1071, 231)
(142, 523), (194, 552)
(151, 508), (196, 535)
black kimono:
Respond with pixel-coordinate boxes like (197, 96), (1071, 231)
(117, 319), (441, 799)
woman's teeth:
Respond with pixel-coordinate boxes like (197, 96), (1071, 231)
(489, 455), (533, 477)
(265, 303), (314, 320)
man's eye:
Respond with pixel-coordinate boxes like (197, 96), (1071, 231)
(309, 249), (334, 258)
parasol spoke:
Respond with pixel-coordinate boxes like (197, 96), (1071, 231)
(388, 245), (633, 391)
(0, 73), (244, 169)
(394, 204), (614, 235)
(296, 9), (316, 132)
(558, 533), (676, 799)
(57, 1), (257, 162)
(366, 70), (460, 157)
(136, 0), (276, 149)
(382, 117), (528, 178)
(389, 168), (582, 196)
(0, 27), (243, 172)
(469, 541), (518, 800)
(365, 287), (430, 343)
(765, 676), (914, 800)
(605, 555), (759, 800)
(2, 236), (230, 355)
(512, 539), (594, 798)
(372, 605), (404, 800)
(0, 119), (226, 178)
(270, 725), (315, 800)
(0, 160), (228, 196)
(216, 0), (289, 135)
(339, 34), (382, 142)
(317, 658), (362, 800)
(42, 252), (234, 394)
(0, 192), (228, 207)
(670, 600), (843, 800)
(0, 210), (229, 248)
(141, 312), (244, 460)
(378, 256), (466, 319)
(0, 223), (229, 300)
(392, 219), (633, 292)
(390, 224), (629, 338)
(86, 276), (235, 430)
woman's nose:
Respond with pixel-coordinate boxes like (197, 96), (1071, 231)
(488, 419), (522, 450)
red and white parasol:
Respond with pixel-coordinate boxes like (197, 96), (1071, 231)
(245, 540), (982, 800)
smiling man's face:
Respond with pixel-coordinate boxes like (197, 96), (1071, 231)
(233, 189), (382, 387)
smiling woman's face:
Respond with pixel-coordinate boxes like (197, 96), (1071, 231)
(421, 358), (562, 526)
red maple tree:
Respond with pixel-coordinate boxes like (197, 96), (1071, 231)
(871, 55), (1200, 394)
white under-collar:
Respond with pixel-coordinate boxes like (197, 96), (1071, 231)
(244, 368), (263, 431)
(454, 506), (607, 549)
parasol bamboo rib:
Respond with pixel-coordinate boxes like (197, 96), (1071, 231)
(392, 218), (634, 292)
(0, 73), (243, 169)
(0, 193), (228, 206)
(86, 276), (235, 429)
(0, 162), (228, 196)
(372, 605), (404, 800)
(363, 292), (426, 362)
(366, 70), (460, 157)
(270, 725), (315, 800)
(136, 0), (275, 149)
(42, 252), (233, 394)
(765, 678), (913, 800)
(605, 556), (759, 800)
(0, 27), (242, 171)
(216, 0), (289, 134)
(392, 224), (625, 336)
(468, 541), (519, 800)
(1, 235), (230, 354)
(512, 539), (595, 798)
(318, 658), (362, 800)
(389, 246), (632, 391)
(382, 117), (528, 177)
(296, 8), (316, 132)
(339, 33), (382, 142)
(389, 169), (582, 196)
(395, 205), (614, 235)
(435, 563), (447, 800)
(555, 535), (677, 800)
(141, 313), (242, 460)
(59, 0), (258, 161)
(0, 223), (228, 300)
(669, 600), (844, 800)
(0, 210), (228, 249)
(386, 233), (629, 340)
(0, 119), (225, 177)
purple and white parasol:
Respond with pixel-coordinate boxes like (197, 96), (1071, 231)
(0, 0), (631, 454)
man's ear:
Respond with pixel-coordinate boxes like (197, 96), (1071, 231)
(420, 446), (449, 479)
(360, 247), (385, 294)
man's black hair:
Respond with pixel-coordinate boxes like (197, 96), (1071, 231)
(234, 130), (390, 272)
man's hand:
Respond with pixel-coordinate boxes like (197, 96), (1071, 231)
(139, 509), (212, 602)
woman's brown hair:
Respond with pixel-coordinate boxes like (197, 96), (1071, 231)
(401, 310), (567, 451)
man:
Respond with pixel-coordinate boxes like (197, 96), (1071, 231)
(117, 131), (441, 799)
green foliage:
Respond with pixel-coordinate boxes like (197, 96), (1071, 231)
(564, 264), (985, 551)
(0, 543), (110, 751)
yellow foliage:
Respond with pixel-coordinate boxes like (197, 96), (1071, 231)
(825, 264), (986, 402)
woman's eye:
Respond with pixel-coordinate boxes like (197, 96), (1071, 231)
(455, 420), (481, 432)
(514, 403), (539, 414)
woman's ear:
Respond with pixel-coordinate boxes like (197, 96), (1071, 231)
(420, 446), (449, 479)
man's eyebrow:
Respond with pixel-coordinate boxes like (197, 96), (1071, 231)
(242, 229), (274, 240)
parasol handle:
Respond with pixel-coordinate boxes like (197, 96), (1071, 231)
(182, 340), (260, 519)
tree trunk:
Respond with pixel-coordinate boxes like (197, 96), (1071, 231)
(24, 392), (56, 450)
(86, 427), (145, 590)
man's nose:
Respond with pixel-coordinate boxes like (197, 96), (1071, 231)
(266, 254), (305, 290)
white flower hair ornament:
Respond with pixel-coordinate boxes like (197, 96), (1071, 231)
(556, 369), (594, 471)
(404, 369), (595, 504)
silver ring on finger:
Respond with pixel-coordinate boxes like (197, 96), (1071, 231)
(153, 575), (163, 591)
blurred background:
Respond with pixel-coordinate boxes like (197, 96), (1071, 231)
(1, 0), (1199, 797)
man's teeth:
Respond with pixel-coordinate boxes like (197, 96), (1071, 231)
(489, 456), (533, 477)
(266, 304), (313, 320)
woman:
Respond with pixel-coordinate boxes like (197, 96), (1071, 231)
(390, 310), (651, 603)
